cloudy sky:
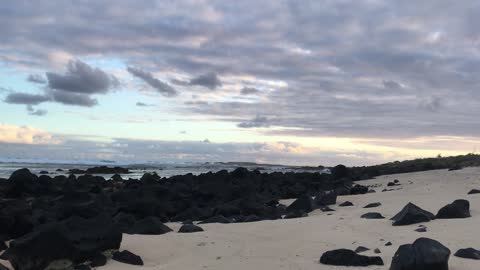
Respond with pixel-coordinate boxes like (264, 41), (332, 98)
(2, 0), (480, 166)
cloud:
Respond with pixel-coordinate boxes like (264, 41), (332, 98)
(136, 102), (152, 107)
(27, 105), (48, 116)
(50, 90), (98, 107)
(27, 74), (46, 84)
(127, 67), (177, 97)
(189, 72), (222, 90)
(240, 87), (260, 95)
(238, 115), (271, 128)
(4, 92), (50, 105)
(383, 80), (402, 90)
(46, 60), (119, 94)
(2, 0), (480, 142)
(0, 123), (58, 144)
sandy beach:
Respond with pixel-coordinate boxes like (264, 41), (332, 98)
(69, 167), (479, 270)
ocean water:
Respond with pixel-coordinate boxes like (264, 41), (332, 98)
(0, 161), (330, 179)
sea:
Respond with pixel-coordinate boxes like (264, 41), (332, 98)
(0, 160), (330, 179)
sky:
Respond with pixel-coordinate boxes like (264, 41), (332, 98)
(2, 0), (480, 166)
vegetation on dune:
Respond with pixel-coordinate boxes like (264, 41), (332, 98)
(348, 153), (480, 180)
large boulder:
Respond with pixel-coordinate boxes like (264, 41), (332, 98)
(391, 203), (435, 226)
(436, 199), (471, 219)
(313, 191), (337, 206)
(198, 215), (232, 224)
(319, 249), (384, 266)
(6, 169), (38, 197)
(128, 216), (173, 235)
(286, 195), (314, 213)
(0, 199), (33, 240)
(390, 238), (450, 270)
(350, 184), (369, 195)
(3, 215), (121, 270)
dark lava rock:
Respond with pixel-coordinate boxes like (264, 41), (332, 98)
(468, 189), (480, 195)
(350, 184), (369, 195)
(331, 164), (350, 180)
(320, 206), (335, 212)
(0, 199), (33, 240)
(436, 199), (471, 219)
(283, 211), (308, 219)
(339, 201), (353, 207)
(0, 241), (7, 251)
(390, 237), (450, 270)
(129, 216), (173, 235)
(39, 171), (49, 174)
(112, 250), (144, 265)
(364, 202), (381, 208)
(415, 227), (427, 232)
(385, 242), (392, 246)
(391, 202), (435, 226)
(387, 182), (397, 186)
(374, 248), (381, 254)
(314, 191), (337, 206)
(286, 195), (314, 213)
(178, 224), (204, 233)
(89, 253), (107, 267)
(354, 246), (370, 253)
(87, 166), (130, 174)
(361, 212), (385, 219)
(242, 215), (262, 223)
(6, 168), (38, 197)
(199, 215), (232, 224)
(454, 248), (480, 260)
(75, 264), (91, 270)
(3, 215), (121, 270)
(319, 249), (384, 266)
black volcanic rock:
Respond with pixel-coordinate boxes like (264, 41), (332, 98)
(363, 202), (381, 208)
(350, 184), (369, 195)
(0, 241), (7, 252)
(339, 201), (353, 207)
(320, 249), (383, 266)
(390, 238), (450, 270)
(3, 215), (121, 270)
(320, 206), (335, 212)
(283, 210), (308, 219)
(69, 166), (130, 175)
(199, 215), (232, 224)
(314, 190), (337, 206)
(436, 199), (471, 219)
(178, 224), (204, 233)
(468, 189), (480, 195)
(286, 194), (314, 213)
(331, 165), (350, 180)
(129, 217), (173, 235)
(89, 253), (107, 267)
(454, 248), (480, 260)
(354, 246), (370, 253)
(6, 168), (39, 197)
(391, 203), (435, 226)
(112, 250), (143, 265)
(361, 212), (385, 219)
(415, 227), (427, 232)
(0, 199), (33, 240)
